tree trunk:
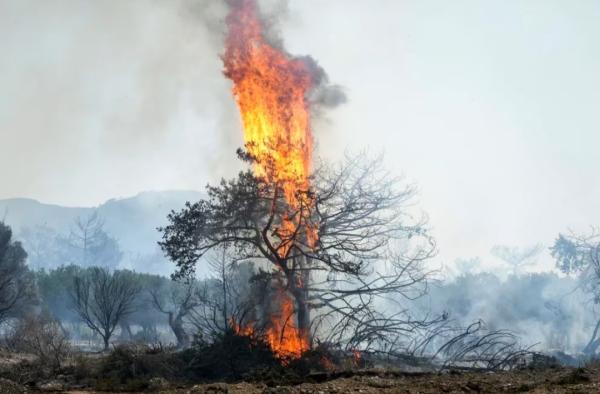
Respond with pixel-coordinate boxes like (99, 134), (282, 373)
(118, 321), (132, 341)
(169, 312), (189, 348)
(294, 281), (310, 333)
(289, 256), (311, 344)
(294, 287), (310, 340)
(584, 318), (600, 355)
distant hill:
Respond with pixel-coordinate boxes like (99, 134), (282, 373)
(0, 190), (203, 275)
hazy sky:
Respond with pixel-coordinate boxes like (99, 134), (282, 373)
(2, 0), (599, 270)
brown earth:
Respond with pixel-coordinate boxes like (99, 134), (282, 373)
(2, 348), (599, 393)
(48, 366), (599, 393)
(179, 367), (600, 394)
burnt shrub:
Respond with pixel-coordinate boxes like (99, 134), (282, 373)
(70, 352), (96, 382)
(286, 346), (336, 376)
(184, 333), (367, 385)
(0, 359), (42, 386)
(94, 344), (184, 391)
(185, 329), (279, 381)
(61, 334), (370, 389)
(3, 313), (71, 373)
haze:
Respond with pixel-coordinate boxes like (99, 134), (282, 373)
(2, 0), (599, 270)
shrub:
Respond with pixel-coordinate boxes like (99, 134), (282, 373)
(186, 330), (279, 381)
(94, 344), (184, 390)
(3, 313), (71, 371)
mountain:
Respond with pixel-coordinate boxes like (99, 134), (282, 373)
(0, 190), (202, 275)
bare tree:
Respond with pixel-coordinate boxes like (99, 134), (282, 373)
(160, 152), (437, 355)
(491, 244), (543, 276)
(551, 229), (600, 354)
(186, 252), (258, 339)
(70, 268), (141, 350)
(150, 280), (198, 348)
(148, 250), (240, 348)
(69, 211), (122, 269)
(0, 222), (36, 324)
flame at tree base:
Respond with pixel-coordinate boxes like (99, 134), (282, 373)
(232, 285), (310, 360)
(265, 286), (310, 359)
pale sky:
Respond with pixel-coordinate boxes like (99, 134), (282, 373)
(1, 0), (599, 270)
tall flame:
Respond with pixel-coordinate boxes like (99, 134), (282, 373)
(223, 0), (314, 358)
(223, 0), (313, 202)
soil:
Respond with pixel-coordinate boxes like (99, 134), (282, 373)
(51, 366), (600, 393)
(2, 349), (600, 393)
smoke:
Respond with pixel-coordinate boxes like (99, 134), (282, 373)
(409, 270), (593, 354)
(302, 56), (348, 111)
(0, 0), (345, 207)
(225, 0), (347, 112)
(0, 0), (239, 206)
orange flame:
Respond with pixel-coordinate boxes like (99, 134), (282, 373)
(264, 286), (310, 358)
(223, 0), (315, 359)
(223, 0), (313, 203)
(230, 287), (310, 359)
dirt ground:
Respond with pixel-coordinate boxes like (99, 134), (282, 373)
(2, 352), (600, 393)
(171, 367), (600, 393)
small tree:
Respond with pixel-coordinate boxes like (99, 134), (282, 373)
(35, 265), (82, 326)
(551, 229), (600, 354)
(68, 212), (122, 269)
(70, 268), (141, 350)
(149, 279), (198, 349)
(0, 222), (36, 324)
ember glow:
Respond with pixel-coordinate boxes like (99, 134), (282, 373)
(223, 0), (316, 358)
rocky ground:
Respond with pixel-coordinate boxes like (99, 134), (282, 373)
(0, 366), (595, 393)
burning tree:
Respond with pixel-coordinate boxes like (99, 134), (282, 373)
(160, 0), (436, 360)
(159, 0), (531, 369)
(160, 151), (436, 358)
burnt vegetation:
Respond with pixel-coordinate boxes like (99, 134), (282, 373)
(0, 155), (597, 391)
(157, 152), (532, 370)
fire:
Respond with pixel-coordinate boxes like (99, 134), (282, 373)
(223, 0), (315, 359)
(230, 286), (309, 359)
(223, 0), (313, 203)
(231, 320), (254, 338)
(264, 286), (310, 358)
